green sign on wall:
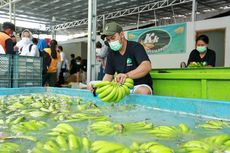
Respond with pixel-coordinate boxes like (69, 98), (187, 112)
(127, 23), (186, 54)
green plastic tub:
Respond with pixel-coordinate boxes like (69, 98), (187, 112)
(150, 67), (230, 101)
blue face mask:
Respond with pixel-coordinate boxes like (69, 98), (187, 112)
(109, 40), (122, 51)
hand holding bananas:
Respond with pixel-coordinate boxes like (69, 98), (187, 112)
(94, 78), (134, 103)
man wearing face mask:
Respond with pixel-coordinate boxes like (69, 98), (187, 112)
(0, 22), (15, 54)
(187, 35), (216, 67)
(96, 22), (153, 95)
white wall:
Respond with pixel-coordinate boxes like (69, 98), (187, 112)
(148, 16), (230, 68)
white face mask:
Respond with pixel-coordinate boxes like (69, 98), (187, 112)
(21, 37), (31, 44)
(76, 62), (81, 65)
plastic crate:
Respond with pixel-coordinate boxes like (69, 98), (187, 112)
(0, 54), (12, 88)
(12, 55), (42, 88)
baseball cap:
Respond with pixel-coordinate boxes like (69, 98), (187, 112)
(101, 22), (123, 36)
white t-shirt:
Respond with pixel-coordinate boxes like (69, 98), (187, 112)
(20, 44), (39, 57)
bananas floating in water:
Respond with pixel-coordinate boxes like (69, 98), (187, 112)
(91, 140), (130, 153)
(177, 134), (230, 153)
(11, 120), (47, 133)
(148, 123), (190, 139)
(90, 121), (154, 136)
(130, 141), (174, 153)
(95, 78), (134, 103)
(198, 120), (230, 129)
(32, 134), (91, 153)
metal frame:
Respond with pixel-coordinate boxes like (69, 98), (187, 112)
(87, 0), (97, 82)
(51, 0), (193, 31)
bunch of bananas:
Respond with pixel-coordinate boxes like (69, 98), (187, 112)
(90, 121), (116, 136)
(47, 123), (76, 136)
(148, 123), (190, 139)
(90, 121), (154, 136)
(32, 135), (91, 153)
(11, 120), (47, 133)
(0, 142), (21, 153)
(91, 140), (130, 153)
(177, 134), (230, 153)
(130, 141), (174, 153)
(197, 120), (230, 129)
(64, 113), (108, 122)
(94, 78), (134, 103)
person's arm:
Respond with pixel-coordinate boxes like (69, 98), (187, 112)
(187, 50), (195, 66)
(207, 51), (216, 67)
(5, 38), (14, 54)
(103, 74), (113, 81)
(126, 61), (151, 79)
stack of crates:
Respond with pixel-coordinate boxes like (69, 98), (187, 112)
(12, 55), (42, 88)
(0, 54), (12, 88)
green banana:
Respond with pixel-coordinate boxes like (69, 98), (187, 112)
(10, 116), (25, 125)
(101, 85), (118, 102)
(82, 137), (91, 152)
(68, 134), (79, 150)
(44, 140), (60, 153)
(125, 78), (134, 84)
(91, 141), (127, 153)
(148, 144), (174, 153)
(179, 123), (190, 133)
(198, 120), (230, 129)
(28, 111), (47, 118)
(98, 85), (114, 99)
(123, 82), (134, 89)
(96, 84), (111, 94)
(31, 102), (43, 108)
(56, 123), (75, 134)
(122, 84), (130, 95)
(94, 81), (110, 88)
(204, 134), (230, 145)
(56, 135), (68, 151)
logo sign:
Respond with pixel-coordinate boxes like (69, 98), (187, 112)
(127, 23), (186, 54)
(138, 29), (171, 54)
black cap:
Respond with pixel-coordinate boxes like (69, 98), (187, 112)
(2, 22), (15, 31)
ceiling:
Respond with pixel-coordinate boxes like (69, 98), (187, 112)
(0, 0), (230, 34)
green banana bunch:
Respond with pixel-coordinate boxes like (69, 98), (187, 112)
(0, 142), (21, 152)
(47, 123), (76, 136)
(130, 141), (174, 153)
(91, 140), (131, 153)
(198, 120), (230, 129)
(90, 121), (116, 136)
(177, 140), (211, 153)
(149, 123), (190, 139)
(95, 78), (134, 103)
(204, 134), (230, 146)
(122, 121), (154, 133)
(27, 110), (47, 118)
(11, 120), (47, 133)
(7, 101), (25, 111)
(90, 121), (154, 136)
(177, 134), (230, 153)
(32, 134), (90, 153)
(64, 113), (107, 122)
(5, 116), (25, 125)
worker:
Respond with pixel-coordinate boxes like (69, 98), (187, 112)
(0, 22), (15, 54)
(187, 35), (216, 67)
(89, 22), (153, 95)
